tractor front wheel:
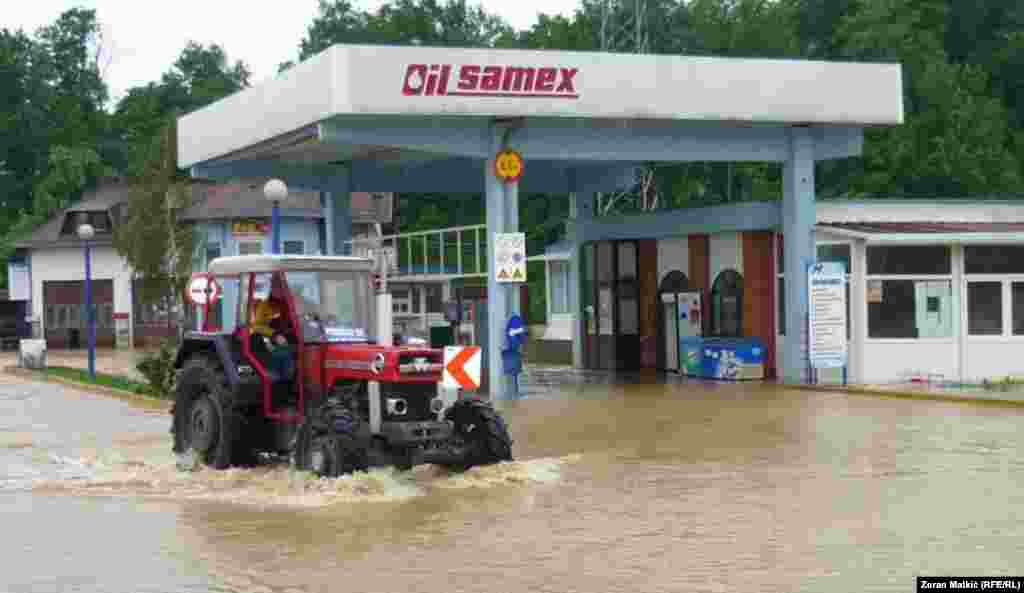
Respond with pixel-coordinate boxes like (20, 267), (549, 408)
(444, 399), (513, 471)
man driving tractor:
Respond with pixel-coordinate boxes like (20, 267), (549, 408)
(250, 296), (295, 382)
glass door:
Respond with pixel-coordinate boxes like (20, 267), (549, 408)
(581, 243), (596, 369)
(596, 241), (616, 370)
(616, 241), (640, 370)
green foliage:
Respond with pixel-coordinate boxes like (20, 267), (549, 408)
(45, 366), (152, 396)
(299, 0), (514, 59)
(135, 340), (179, 399)
(112, 119), (195, 308)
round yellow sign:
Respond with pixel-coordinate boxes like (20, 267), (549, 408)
(494, 149), (524, 183)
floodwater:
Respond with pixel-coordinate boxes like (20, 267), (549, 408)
(3, 370), (1024, 593)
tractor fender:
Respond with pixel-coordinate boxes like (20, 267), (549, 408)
(174, 332), (240, 388)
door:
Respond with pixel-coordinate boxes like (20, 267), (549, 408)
(44, 280), (115, 349)
(615, 241), (640, 370)
(596, 242), (616, 370)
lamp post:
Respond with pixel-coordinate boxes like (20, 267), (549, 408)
(77, 223), (96, 381)
(263, 178), (288, 254)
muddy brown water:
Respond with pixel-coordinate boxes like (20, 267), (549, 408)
(2, 371), (1023, 592)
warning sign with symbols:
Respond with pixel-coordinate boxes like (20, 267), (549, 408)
(494, 232), (526, 283)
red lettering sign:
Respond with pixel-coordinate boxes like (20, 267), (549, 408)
(402, 63), (580, 99)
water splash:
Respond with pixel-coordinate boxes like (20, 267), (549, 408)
(30, 453), (583, 509)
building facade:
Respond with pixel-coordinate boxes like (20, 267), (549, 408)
(11, 179), (395, 349)
(533, 199), (1024, 385)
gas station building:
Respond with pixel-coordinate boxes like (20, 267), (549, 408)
(176, 43), (904, 396)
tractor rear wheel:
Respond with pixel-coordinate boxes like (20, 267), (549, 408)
(173, 356), (247, 469)
(444, 399), (513, 471)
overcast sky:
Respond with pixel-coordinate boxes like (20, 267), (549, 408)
(9, 0), (583, 106)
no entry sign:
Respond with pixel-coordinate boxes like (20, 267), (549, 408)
(187, 274), (221, 306)
(443, 346), (481, 390)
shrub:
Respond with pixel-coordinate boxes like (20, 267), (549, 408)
(136, 339), (178, 399)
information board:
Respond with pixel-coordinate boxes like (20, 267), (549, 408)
(808, 261), (847, 369)
(494, 232), (526, 283)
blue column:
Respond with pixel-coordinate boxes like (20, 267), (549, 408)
(782, 126), (817, 384)
(485, 126), (508, 399)
(271, 203), (281, 254)
(324, 166), (352, 256)
(84, 242), (95, 381)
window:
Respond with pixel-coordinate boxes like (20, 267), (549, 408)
(867, 245), (952, 339)
(207, 242), (222, 262)
(777, 276), (785, 336)
(962, 246), (1024, 338)
(710, 269), (743, 338)
(550, 261), (570, 315)
(283, 240), (304, 255)
(425, 284), (442, 313)
(868, 279), (953, 338)
(1014, 283), (1024, 336)
(965, 246), (1024, 275)
(238, 241), (263, 256)
(868, 245), (950, 275)
(776, 244), (851, 338)
(967, 282), (1002, 336)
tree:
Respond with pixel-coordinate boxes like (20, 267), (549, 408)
(834, 0), (1022, 196)
(113, 117), (195, 318)
(297, 0), (514, 61)
(112, 42), (251, 177)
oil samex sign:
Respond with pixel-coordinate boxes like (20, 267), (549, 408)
(401, 64), (579, 98)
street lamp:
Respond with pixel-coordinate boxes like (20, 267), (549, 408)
(77, 223), (96, 381)
(263, 178), (288, 254)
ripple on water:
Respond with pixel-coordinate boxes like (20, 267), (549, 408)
(29, 453), (582, 509)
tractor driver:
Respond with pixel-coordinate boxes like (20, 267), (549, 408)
(251, 297), (295, 382)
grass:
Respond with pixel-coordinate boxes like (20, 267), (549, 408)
(44, 366), (155, 397)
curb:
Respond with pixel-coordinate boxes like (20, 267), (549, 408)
(793, 383), (1024, 408)
(2, 366), (172, 410)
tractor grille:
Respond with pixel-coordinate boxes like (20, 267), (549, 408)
(381, 382), (437, 422)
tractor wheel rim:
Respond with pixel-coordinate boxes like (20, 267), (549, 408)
(190, 399), (217, 453)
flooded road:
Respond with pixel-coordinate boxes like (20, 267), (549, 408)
(3, 370), (1024, 592)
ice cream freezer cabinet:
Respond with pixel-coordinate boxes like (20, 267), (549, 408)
(679, 337), (766, 381)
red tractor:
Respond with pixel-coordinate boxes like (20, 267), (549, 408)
(170, 254), (513, 477)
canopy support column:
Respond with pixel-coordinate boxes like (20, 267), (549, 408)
(782, 126), (817, 384)
(485, 125), (521, 400)
(324, 165), (352, 256)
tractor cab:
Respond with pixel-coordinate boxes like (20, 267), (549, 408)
(172, 254), (513, 477)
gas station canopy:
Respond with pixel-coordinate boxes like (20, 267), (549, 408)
(178, 44), (902, 193)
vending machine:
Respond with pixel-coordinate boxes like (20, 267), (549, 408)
(675, 291), (704, 376)
(662, 291), (704, 373)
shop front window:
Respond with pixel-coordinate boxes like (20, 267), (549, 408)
(963, 245), (1024, 338)
(549, 261), (570, 315)
(967, 282), (1002, 336)
(867, 245), (953, 339)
